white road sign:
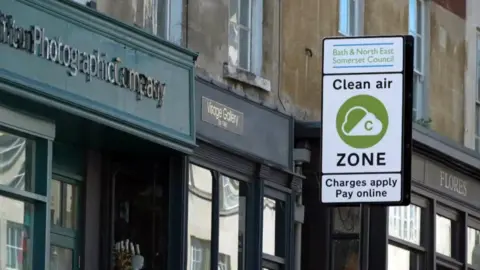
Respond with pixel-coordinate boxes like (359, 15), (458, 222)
(321, 36), (411, 205)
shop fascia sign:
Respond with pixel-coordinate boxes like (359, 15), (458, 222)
(0, 11), (166, 108)
(320, 35), (414, 206)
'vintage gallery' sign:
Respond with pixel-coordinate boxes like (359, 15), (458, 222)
(0, 10), (166, 107)
(201, 97), (244, 135)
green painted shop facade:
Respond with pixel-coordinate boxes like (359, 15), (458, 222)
(0, 0), (197, 269)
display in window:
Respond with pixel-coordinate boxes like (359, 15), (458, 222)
(113, 161), (169, 270)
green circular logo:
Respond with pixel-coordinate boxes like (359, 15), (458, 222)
(335, 95), (389, 149)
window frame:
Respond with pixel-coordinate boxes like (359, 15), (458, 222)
(0, 128), (53, 270)
(435, 204), (463, 268)
(475, 31), (480, 152)
(228, 0), (263, 74)
(64, 0), (184, 44)
(49, 172), (83, 270)
(329, 205), (360, 270)
(338, 0), (357, 36)
(261, 185), (290, 270)
(409, 0), (429, 120)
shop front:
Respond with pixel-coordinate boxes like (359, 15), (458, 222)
(297, 122), (480, 270)
(190, 75), (300, 270)
(0, 1), (196, 270)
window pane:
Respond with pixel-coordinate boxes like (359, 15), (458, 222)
(230, 0), (239, 22)
(1, 196), (33, 270)
(436, 215), (452, 257)
(468, 227), (480, 266)
(238, 27), (251, 70)
(262, 196), (286, 257)
(332, 239), (359, 270)
(476, 105), (480, 137)
(50, 180), (78, 229)
(416, 0), (423, 35)
(239, 0), (251, 27)
(388, 244), (423, 270)
(408, 0), (417, 34)
(388, 204), (421, 245)
(219, 176), (247, 270)
(229, 23), (240, 67)
(0, 131), (33, 192)
(477, 36), (480, 101)
(333, 207), (360, 234)
(415, 36), (423, 72)
(188, 164), (213, 270)
(50, 245), (73, 270)
(96, 0), (170, 38)
(339, 0), (350, 35)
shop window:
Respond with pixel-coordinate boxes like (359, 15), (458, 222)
(0, 131), (33, 192)
(49, 175), (82, 270)
(387, 244), (424, 270)
(218, 175), (247, 270)
(436, 215), (452, 257)
(187, 163), (249, 270)
(332, 239), (359, 270)
(262, 187), (288, 270)
(0, 128), (50, 270)
(70, 0), (183, 45)
(467, 219), (480, 269)
(6, 220), (31, 270)
(387, 195), (428, 270)
(331, 206), (360, 270)
(388, 204), (421, 245)
(188, 164), (213, 270)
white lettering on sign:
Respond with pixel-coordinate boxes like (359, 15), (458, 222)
(440, 171), (467, 197)
(321, 36), (408, 204)
(321, 174), (402, 203)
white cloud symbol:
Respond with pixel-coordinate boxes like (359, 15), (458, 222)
(341, 106), (383, 136)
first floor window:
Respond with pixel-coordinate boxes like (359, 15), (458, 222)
(409, 0), (428, 120)
(71, 0), (183, 44)
(228, 0), (263, 74)
(338, 0), (356, 36)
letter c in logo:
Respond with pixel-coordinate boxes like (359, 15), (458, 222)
(364, 120), (373, 131)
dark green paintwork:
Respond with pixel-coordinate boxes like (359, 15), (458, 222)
(0, 0), (197, 151)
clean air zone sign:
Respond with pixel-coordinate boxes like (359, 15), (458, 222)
(321, 36), (413, 205)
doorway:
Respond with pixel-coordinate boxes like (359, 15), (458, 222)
(108, 155), (169, 270)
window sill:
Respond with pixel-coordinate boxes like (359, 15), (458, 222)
(223, 63), (271, 92)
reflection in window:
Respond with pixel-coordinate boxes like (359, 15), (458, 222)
(262, 196), (285, 257)
(49, 245), (73, 270)
(333, 207), (360, 234)
(228, 0), (252, 70)
(93, 0), (183, 44)
(219, 175), (247, 270)
(188, 164), (213, 270)
(468, 227), (480, 267)
(436, 215), (452, 257)
(388, 204), (421, 245)
(332, 239), (359, 270)
(387, 244), (422, 270)
(190, 237), (210, 270)
(2, 197), (33, 270)
(50, 179), (78, 229)
(0, 131), (32, 192)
